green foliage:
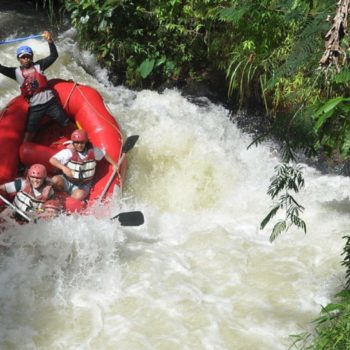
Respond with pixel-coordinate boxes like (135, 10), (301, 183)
(290, 289), (350, 349)
(137, 59), (155, 79)
(342, 235), (350, 289)
(31, 0), (64, 23)
(216, 1), (288, 106)
(39, 0), (350, 126)
(60, 0), (222, 86)
(261, 163), (306, 242)
(270, 9), (328, 83)
(48, 0), (349, 136)
(215, 0), (330, 113)
(313, 96), (350, 158)
(290, 235), (350, 349)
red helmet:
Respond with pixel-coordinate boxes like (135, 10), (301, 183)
(44, 199), (62, 211)
(71, 129), (88, 142)
(28, 164), (47, 179)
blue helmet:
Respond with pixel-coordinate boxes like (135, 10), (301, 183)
(16, 46), (33, 58)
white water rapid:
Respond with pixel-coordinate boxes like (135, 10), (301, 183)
(0, 9), (349, 350)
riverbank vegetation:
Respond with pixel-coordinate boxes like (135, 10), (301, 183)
(33, 0), (350, 348)
(39, 1), (350, 164)
(37, 1), (350, 157)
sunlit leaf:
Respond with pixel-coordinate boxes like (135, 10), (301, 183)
(137, 59), (155, 79)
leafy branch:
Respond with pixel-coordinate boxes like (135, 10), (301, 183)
(261, 163), (306, 242)
(341, 234), (350, 288)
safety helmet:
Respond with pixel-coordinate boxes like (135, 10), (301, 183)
(71, 129), (88, 143)
(16, 46), (33, 58)
(44, 199), (62, 211)
(28, 164), (47, 179)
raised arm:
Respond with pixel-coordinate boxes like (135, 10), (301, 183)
(0, 64), (16, 80)
(36, 31), (58, 71)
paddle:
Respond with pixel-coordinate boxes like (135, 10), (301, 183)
(0, 194), (144, 226)
(0, 34), (43, 45)
(110, 211), (144, 226)
(0, 193), (31, 222)
(99, 135), (139, 201)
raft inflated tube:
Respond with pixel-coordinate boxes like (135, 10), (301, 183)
(0, 96), (28, 184)
(50, 80), (124, 200)
(0, 79), (125, 207)
(19, 142), (59, 174)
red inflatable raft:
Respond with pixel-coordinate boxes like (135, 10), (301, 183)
(0, 79), (128, 213)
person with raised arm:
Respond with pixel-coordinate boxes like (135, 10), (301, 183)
(0, 30), (69, 142)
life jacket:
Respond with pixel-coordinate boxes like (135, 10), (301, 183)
(13, 179), (52, 213)
(65, 148), (96, 184)
(15, 64), (49, 99)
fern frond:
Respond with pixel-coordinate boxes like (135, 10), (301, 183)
(270, 220), (287, 242)
(341, 235), (350, 288)
(262, 162), (306, 241)
(290, 214), (307, 233)
(340, 128), (350, 157)
(270, 14), (327, 84)
(247, 132), (271, 149)
(279, 142), (298, 163)
(334, 69), (350, 84)
(260, 205), (281, 230)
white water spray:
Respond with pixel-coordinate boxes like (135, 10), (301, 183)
(0, 22), (349, 350)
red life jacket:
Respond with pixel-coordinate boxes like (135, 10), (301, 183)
(66, 148), (96, 184)
(13, 179), (53, 213)
(19, 66), (49, 99)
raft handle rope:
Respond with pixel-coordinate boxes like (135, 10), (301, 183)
(62, 81), (78, 110)
(61, 81), (122, 139)
(76, 84), (123, 137)
(0, 34), (44, 45)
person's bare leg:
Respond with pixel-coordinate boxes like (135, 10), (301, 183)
(51, 176), (65, 192)
(71, 189), (88, 200)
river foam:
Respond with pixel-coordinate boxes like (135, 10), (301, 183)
(0, 21), (348, 349)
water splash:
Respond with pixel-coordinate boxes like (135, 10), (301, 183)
(0, 24), (348, 350)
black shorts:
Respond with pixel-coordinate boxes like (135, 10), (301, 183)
(27, 97), (69, 132)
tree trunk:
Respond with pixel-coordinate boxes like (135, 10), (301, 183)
(319, 0), (350, 71)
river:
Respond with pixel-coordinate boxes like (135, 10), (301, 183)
(0, 2), (348, 350)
